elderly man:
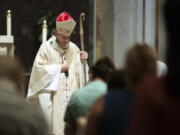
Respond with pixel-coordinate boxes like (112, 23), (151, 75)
(27, 12), (89, 135)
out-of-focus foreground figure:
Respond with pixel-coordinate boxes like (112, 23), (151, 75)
(128, 1), (180, 135)
(0, 56), (50, 135)
(0, 56), (25, 95)
(0, 92), (50, 135)
(64, 56), (115, 135)
(85, 43), (158, 135)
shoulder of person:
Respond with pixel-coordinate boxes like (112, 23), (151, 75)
(157, 60), (167, 69)
(69, 41), (80, 51)
(46, 36), (56, 46)
(157, 60), (168, 77)
(38, 36), (55, 50)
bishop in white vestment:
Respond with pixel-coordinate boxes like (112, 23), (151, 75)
(27, 12), (89, 135)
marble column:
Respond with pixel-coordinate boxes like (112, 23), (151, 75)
(96, 0), (166, 67)
(113, 0), (138, 67)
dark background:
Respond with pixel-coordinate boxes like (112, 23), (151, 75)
(0, 0), (95, 73)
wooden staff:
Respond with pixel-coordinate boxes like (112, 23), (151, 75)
(80, 12), (87, 85)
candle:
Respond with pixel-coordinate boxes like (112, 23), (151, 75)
(42, 20), (47, 43)
(7, 10), (11, 36)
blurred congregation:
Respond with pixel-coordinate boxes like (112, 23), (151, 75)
(0, 0), (180, 135)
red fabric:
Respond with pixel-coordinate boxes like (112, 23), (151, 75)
(56, 12), (72, 22)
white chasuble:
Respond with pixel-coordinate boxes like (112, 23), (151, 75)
(27, 36), (88, 135)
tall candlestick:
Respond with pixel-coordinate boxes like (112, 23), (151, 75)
(7, 10), (11, 36)
(42, 20), (48, 43)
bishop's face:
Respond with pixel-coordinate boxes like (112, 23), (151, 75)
(55, 32), (70, 46)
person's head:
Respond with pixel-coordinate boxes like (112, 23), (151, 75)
(0, 92), (49, 135)
(54, 11), (76, 47)
(90, 57), (115, 82)
(125, 43), (158, 89)
(0, 56), (25, 95)
(108, 69), (126, 90)
(54, 33), (71, 47)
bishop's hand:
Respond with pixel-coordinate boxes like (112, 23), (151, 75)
(80, 51), (88, 60)
(61, 64), (69, 73)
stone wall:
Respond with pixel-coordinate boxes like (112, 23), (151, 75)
(96, 0), (138, 67)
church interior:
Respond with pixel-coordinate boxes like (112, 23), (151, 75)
(0, 0), (180, 135)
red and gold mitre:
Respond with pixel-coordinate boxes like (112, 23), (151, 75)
(56, 12), (76, 36)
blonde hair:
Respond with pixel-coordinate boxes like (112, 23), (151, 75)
(125, 43), (158, 88)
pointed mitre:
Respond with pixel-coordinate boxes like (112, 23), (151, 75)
(56, 12), (76, 36)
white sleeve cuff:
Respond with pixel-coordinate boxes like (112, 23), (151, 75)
(44, 64), (61, 91)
